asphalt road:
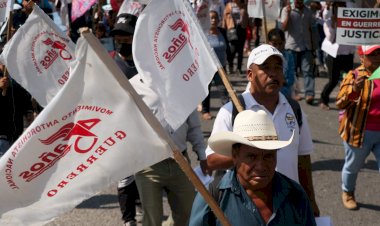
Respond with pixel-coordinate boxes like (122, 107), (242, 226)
(46, 63), (380, 226)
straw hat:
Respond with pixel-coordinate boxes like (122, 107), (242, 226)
(208, 110), (294, 157)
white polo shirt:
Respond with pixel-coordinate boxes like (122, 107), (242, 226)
(205, 91), (314, 183)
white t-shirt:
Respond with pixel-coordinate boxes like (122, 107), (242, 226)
(205, 91), (314, 182)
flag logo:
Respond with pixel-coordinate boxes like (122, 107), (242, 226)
(19, 119), (101, 183)
(31, 32), (73, 74)
(153, 11), (199, 73)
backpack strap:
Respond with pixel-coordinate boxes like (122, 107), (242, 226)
(231, 94), (245, 127)
(285, 95), (303, 130)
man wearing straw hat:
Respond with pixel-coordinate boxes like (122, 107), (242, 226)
(189, 110), (316, 225)
(206, 44), (319, 216)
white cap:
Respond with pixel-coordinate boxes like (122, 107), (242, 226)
(247, 44), (284, 69)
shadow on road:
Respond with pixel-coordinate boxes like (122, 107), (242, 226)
(312, 139), (341, 146)
(358, 203), (380, 211)
(312, 159), (378, 172)
(77, 194), (118, 209)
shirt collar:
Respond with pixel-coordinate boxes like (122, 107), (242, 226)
(242, 91), (287, 110)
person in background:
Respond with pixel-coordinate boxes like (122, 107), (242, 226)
(201, 10), (230, 120)
(189, 110), (316, 226)
(336, 45), (380, 210)
(109, 13), (138, 79)
(109, 12), (141, 226)
(210, 0), (225, 24)
(22, 0), (53, 19)
(281, 0), (316, 104)
(223, 0), (248, 75)
(0, 67), (34, 157)
(251, 18), (262, 48)
(267, 28), (295, 99)
(319, 1), (354, 110)
(94, 22), (107, 39)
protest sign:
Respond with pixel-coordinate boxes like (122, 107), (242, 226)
(337, 8), (380, 45)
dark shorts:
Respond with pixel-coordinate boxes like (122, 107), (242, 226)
(249, 18), (262, 27)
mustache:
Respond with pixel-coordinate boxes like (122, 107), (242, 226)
(267, 79), (280, 85)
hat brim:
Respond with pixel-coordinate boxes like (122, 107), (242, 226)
(358, 45), (380, 55)
(208, 130), (294, 157)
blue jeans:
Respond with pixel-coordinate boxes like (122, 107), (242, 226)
(0, 138), (10, 157)
(286, 50), (315, 97)
(342, 130), (380, 192)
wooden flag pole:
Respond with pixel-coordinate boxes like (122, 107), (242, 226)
(81, 31), (232, 226)
(218, 67), (244, 112)
(1, 9), (14, 96)
(261, 0), (268, 44)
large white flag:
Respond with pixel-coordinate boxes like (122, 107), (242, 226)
(0, 6), (75, 107)
(133, 0), (218, 130)
(0, 0), (13, 23)
(247, 0), (281, 21)
(0, 33), (171, 225)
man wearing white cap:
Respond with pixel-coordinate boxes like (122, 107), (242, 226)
(337, 45), (380, 210)
(190, 110), (316, 225)
(206, 44), (319, 216)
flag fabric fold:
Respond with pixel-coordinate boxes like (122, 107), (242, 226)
(0, 0), (14, 23)
(132, 0), (218, 131)
(0, 33), (171, 226)
(0, 5), (75, 107)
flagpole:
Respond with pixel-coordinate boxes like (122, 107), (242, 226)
(1, 8), (14, 96)
(81, 31), (231, 226)
(182, 0), (244, 113)
(261, 0), (268, 43)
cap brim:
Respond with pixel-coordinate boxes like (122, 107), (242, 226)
(365, 46), (380, 55)
(208, 130), (294, 157)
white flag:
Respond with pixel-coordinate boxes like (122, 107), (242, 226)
(247, 0), (281, 21)
(0, 33), (171, 226)
(133, 0), (218, 130)
(0, 6), (75, 107)
(0, 0), (13, 23)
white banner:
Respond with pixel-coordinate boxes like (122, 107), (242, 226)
(0, 0), (13, 23)
(247, 0), (280, 20)
(132, 0), (218, 130)
(336, 8), (380, 45)
(0, 6), (75, 107)
(0, 33), (171, 226)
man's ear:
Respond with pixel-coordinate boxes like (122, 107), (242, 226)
(247, 69), (254, 82)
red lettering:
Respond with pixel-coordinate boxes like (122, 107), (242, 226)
(77, 164), (88, 172)
(47, 189), (57, 197)
(86, 155), (98, 164)
(57, 180), (68, 188)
